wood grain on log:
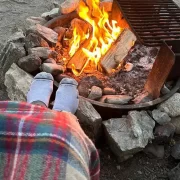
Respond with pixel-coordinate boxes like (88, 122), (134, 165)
(100, 29), (136, 74)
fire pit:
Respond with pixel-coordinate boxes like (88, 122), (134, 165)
(2, 0), (180, 115)
(2, 0), (180, 171)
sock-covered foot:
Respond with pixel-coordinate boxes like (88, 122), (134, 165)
(53, 78), (79, 114)
(27, 72), (54, 107)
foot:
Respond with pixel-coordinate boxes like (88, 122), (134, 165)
(53, 78), (79, 114)
(27, 72), (54, 107)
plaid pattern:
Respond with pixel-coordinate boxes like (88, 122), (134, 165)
(0, 101), (100, 180)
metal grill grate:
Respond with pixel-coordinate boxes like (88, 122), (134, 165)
(116, 0), (180, 46)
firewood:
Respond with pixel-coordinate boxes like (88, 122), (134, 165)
(60, 0), (79, 14)
(100, 29), (136, 74)
(66, 23), (93, 71)
(71, 18), (91, 37)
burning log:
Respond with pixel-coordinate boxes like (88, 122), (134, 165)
(66, 20), (93, 71)
(100, 29), (136, 74)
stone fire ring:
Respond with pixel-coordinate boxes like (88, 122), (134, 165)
(47, 14), (180, 116)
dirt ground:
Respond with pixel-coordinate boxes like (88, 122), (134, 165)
(0, 0), (180, 179)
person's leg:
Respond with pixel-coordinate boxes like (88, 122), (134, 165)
(53, 78), (79, 114)
(27, 72), (54, 107)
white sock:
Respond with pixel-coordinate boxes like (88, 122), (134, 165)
(53, 78), (79, 114)
(27, 72), (54, 107)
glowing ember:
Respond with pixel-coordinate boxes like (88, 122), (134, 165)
(69, 0), (122, 76)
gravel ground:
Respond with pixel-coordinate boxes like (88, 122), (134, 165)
(0, 0), (180, 179)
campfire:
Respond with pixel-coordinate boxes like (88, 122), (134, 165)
(3, 0), (179, 108)
(54, 0), (135, 77)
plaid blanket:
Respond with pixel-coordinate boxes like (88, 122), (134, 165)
(0, 101), (100, 180)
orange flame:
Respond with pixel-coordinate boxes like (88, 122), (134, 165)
(69, 0), (122, 76)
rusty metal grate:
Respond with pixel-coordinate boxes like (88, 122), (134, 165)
(116, 0), (180, 46)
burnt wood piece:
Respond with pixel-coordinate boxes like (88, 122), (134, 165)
(145, 42), (175, 99)
(45, 11), (78, 29)
(100, 29), (136, 74)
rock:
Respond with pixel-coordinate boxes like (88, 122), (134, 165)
(25, 33), (49, 50)
(124, 63), (134, 72)
(18, 54), (42, 73)
(44, 58), (57, 64)
(144, 143), (165, 159)
(78, 76), (103, 98)
(168, 163), (180, 180)
(27, 24), (58, 45)
(88, 86), (102, 100)
(103, 88), (116, 95)
(60, 0), (79, 14)
(53, 27), (66, 42)
(4, 63), (33, 101)
(161, 84), (170, 95)
(152, 109), (171, 125)
(100, 95), (133, 105)
(171, 116), (180, 134)
(26, 16), (47, 26)
(0, 41), (26, 86)
(7, 29), (25, 44)
(128, 111), (155, 140)
(171, 142), (180, 160)
(76, 98), (102, 141)
(100, 0), (113, 12)
(41, 63), (64, 76)
(158, 93), (180, 117)
(41, 8), (60, 20)
(28, 47), (58, 59)
(54, 74), (70, 83)
(103, 111), (155, 161)
(154, 123), (175, 144)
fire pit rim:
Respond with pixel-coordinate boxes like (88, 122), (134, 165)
(80, 78), (180, 110)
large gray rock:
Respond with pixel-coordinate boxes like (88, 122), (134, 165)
(152, 109), (171, 125)
(168, 163), (180, 180)
(158, 93), (180, 117)
(0, 32), (26, 87)
(103, 111), (155, 161)
(18, 54), (42, 72)
(26, 24), (58, 45)
(25, 33), (49, 50)
(4, 63), (33, 101)
(76, 98), (102, 142)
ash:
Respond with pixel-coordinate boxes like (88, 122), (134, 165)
(105, 43), (159, 98)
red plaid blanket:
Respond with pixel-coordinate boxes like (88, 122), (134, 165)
(0, 101), (100, 180)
